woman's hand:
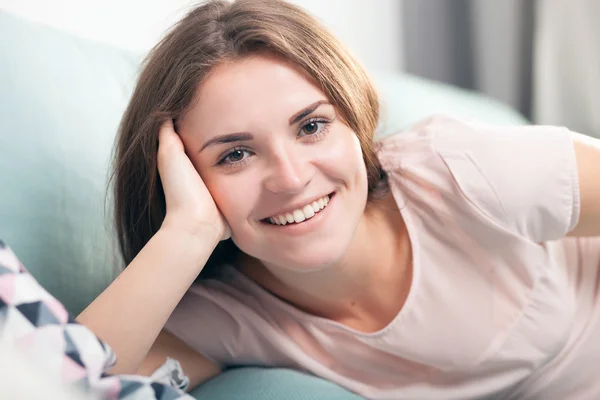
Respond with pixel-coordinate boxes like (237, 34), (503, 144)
(79, 123), (228, 372)
(157, 119), (231, 241)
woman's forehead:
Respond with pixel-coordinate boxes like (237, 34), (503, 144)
(183, 55), (329, 134)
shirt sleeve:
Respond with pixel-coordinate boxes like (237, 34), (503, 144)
(429, 115), (581, 242)
(163, 275), (275, 368)
(163, 283), (240, 366)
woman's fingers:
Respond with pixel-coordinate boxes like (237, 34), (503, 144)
(155, 118), (230, 241)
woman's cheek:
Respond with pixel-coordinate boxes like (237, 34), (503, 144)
(312, 129), (364, 173)
(208, 176), (253, 223)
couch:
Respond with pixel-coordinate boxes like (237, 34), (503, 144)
(0, 10), (527, 399)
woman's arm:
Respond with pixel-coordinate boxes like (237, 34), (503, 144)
(568, 132), (600, 237)
(77, 119), (228, 375)
(77, 227), (219, 374)
(138, 329), (221, 391)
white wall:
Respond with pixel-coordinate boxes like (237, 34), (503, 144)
(0, 0), (403, 71)
(533, 0), (600, 137)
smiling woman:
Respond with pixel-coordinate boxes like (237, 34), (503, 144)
(75, 0), (600, 399)
(112, 0), (388, 281)
(175, 53), (378, 274)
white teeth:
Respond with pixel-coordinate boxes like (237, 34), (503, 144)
(268, 194), (331, 225)
(303, 204), (315, 219)
(293, 210), (305, 223)
(311, 201), (320, 212)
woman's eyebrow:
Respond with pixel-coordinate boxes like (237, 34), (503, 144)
(199, 132), (253, 153)
(198, 100), (330, 153)
(288, 100), (330, 125)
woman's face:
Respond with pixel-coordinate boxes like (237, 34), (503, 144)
(178, 54), (369, 271)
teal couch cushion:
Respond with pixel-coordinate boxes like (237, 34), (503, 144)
(0, 11), (139, 315)
(372, 72), (528, 138)
(189, 368), (364, 399)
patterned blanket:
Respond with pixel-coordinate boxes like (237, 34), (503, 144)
(0, 240), (193, 399)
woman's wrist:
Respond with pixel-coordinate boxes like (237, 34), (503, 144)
(160, 215), (223, 246)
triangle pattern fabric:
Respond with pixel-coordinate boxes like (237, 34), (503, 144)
(118, 380), (146, 398)
(36, 301), (61, 326)
(3, 306), (36, 338)
(0, 302), (8, 324)
(64, 330), (78, 354)
(63, 353), (88, 382)
(0, 273), (16, 303)
(0, 241), (192, 398)
(0, 247), (20, 273)
(16, 301), (42, 326)
(66, 345), (86, 369)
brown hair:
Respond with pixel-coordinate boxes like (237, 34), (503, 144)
(112, 0), (388, 277)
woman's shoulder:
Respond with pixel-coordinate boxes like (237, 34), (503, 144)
(376, 113), (489, 152)
(375, 114), (472, 171)
(375, 114), (510, 235)
(377, 113), (578, 243)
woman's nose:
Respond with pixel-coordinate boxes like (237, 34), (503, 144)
(263, 151), (312, 194)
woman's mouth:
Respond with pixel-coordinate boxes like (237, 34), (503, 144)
(263, 193), (334, 226)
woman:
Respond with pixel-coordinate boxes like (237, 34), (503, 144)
(78, 0), (600, 399)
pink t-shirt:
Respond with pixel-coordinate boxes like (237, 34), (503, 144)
(165, 115), (600, 399)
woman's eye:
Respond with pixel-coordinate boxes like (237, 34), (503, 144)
(218, 148), (251, 166)
(303, 121), (319, 134)
(300, 120), (325, 136)
(227, 149), (245, 162)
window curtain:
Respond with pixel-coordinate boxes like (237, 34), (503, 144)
(402, 0), (599, 137)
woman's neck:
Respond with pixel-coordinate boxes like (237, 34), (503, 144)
(238, 192), (413, 333)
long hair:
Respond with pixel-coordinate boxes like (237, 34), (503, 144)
(112, 0), (388, 278)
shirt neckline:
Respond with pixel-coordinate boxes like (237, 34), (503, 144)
(224, 174), (420, 339)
